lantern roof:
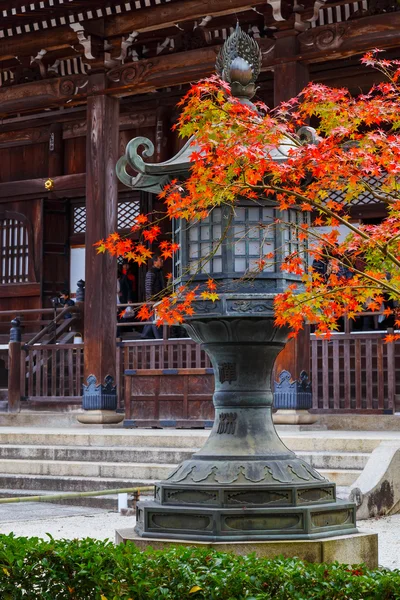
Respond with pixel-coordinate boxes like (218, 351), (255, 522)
(116, 24), (308, 194)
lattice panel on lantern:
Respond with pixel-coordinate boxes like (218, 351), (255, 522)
(188, 208), (223, 275)
(173, 219), (182, 280)
(0, 218), (30, 284)
(118, 200), (140, 230)
(233, 206), (276, 273)
(283, 209), (309, 262)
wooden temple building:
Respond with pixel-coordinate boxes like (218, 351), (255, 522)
(1, 0), (400, 423)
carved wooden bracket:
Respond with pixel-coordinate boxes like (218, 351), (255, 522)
(299, 22), (350, 51)
(59, 75), (89, 97)
(70, 23), (102, 63)
(107, 60), (156, 86)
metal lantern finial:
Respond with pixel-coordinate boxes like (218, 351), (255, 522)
(216, 23), (262, 100)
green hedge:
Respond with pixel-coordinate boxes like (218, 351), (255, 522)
(0, 534), (398, 600)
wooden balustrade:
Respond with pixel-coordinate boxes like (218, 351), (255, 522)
(6, 322), (400, 416)
(22, 343), (84, 407)
(310, 331), (398, 413)
(116, 338), (211, 412)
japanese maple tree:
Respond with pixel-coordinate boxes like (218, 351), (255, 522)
(98, 51), (400, 339)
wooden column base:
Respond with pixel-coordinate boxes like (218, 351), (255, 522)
(77, 410), (124, 424)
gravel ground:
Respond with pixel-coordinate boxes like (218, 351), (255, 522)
(0, 503), (398, 570)
(0, 504), (131, 542)
(358, 514), (400, 570)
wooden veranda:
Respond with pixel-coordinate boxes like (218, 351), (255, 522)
(2, 304), (399, 423)
(1, 0), (400, 417)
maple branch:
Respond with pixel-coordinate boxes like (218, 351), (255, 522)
(362, 180), (397, 205)
(286, 285), (386, 310)
(258, 182), (400, 271)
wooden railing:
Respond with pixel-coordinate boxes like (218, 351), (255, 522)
(310, 330), (397, 413)
(116, 338), (211, 411)
(22, 343), (84, 406)
(0, 307), (79, 344)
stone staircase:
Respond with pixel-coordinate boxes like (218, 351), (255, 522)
(0, 428), (397, 509)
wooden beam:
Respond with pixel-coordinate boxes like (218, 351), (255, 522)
(62, 111), (157, 139)
(0, 106), (85, 134)
(0, 173), (86, 200)
(0, 74), (89, 117)
(0, 283), (41, 299)
(1, 12), (400, 116)
(105, 0), (268, 37)
(296, 12), (400, 63)
(0, 0), (265, 62)
(106, 45), (221, 94)
(0, 28), (77, 62)
(0, 46), (221, 115)
(0, 125), (51, 149)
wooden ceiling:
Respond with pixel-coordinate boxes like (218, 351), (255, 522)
(0, 0), (399, 120)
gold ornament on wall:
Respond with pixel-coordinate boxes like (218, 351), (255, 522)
(44, 178), (54, 191)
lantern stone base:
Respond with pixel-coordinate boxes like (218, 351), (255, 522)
(273, 409), (319, 425)
(115, 528), (378, 569)
(76, 410), (124, 424)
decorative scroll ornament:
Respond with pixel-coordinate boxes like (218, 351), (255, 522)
(215, 23), (262, 101)
(59, 76), (88, 97)
(107, 61), (155, 85)
(299, 23), (350, 52)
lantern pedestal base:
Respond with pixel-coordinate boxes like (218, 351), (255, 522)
(273, 409), (319, 425)
(115, 528), (378, 568)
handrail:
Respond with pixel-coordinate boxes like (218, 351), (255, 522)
(0, 308), (61, 317)
(27, 306), (79, 346)
(0, 486), (154, 505)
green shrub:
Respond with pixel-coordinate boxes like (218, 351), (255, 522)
(0, 534), (398, 599)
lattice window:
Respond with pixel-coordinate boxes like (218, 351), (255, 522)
(173, 219), (182, 280)
(326, 175), (384, 207)
(233, 206), (276, 273)
(283, 209), (309, 255)
(73, 206), (86, 233)
(0, 216), (30, 284)
(118, 200), (140, 229)
(72, 200), (141, 234)
(187, 208), (224, 275)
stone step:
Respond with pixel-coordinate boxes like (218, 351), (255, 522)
(0, 445), (369, 471)
(282, 436), (382, 454)
(0, 444), (195, 464)
(0, 459), (174, 479)
(0, 430), (387, 453)
(0, 474), (155, 492)
(318, 469), (362, 487)
(0, 430), (209, 449)
(0, 459), (363, 487)
(296, 451), (370, 471)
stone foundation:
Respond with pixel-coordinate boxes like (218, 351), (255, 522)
(115, 528), (378, 569)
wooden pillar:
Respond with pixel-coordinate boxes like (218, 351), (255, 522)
(80, 74), (123, 423)
(273, 32), (309, 107)
(272, 32), (315, 423)
(48, 122), (64, 177)
(8, 319), (21, 413)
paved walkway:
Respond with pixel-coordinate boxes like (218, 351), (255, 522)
(0, 502), (398, 570)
